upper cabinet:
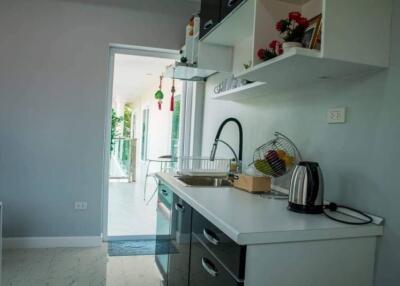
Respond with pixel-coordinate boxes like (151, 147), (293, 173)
(199, 0), (222, 39)
(200, 0), (247, 40)
(199, 0), (392, 99)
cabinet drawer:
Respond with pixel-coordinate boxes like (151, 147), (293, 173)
(158, 184), (173, 209)
(190, 235), (243, 286)
(192, 210), (246, 280)
(221, 0), (245, 19)
(167, 194), (192, 286)
(199, 0), (222, 39)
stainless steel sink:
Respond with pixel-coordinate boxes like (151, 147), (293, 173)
(175, 175), (232, 188)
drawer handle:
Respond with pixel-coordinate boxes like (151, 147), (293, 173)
(201, 257), (218, 277)
(174, 203), (185, 212)
(161, 189), (168, 196)
(228, 0), (238, 7)
(203, 228), (220, 245)
(203, 19), (214, 30)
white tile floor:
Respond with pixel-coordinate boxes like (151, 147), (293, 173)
(109, 155), (128, 179)
(2, 244), (161, 286)
(107, 181), (158, 237)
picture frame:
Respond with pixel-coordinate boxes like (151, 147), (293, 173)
(302, 14), (322, 50)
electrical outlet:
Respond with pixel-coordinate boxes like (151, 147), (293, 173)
(327, 108), (346, 124)
(74, 201), (88, 210)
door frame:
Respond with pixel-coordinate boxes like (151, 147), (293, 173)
(102, 44), (179, 241)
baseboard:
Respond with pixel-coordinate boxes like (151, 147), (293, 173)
(3, 236), (102, 249)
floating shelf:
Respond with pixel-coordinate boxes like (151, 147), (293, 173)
(235, 47), (384, 95)
(212, 82), (266, 101)
(199, 0), (391, 85)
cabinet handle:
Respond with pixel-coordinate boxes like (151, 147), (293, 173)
(203, 228), (220, 245)
(201, 257), (218, 277)
(203, 19), (214, 30)
(228, 0), (238, 7)
(161, 189), (168, 196)
(174, 203), (185, 212)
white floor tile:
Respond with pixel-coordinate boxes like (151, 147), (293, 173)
(2, 244), (161, 286)
(108, 181), (158, 237)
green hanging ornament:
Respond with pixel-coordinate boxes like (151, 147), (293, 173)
(154, 75), (164, 110)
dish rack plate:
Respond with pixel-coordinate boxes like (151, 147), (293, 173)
(177, 157), (231, 177)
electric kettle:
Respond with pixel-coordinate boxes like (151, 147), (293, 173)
(288, 161), (324, 214)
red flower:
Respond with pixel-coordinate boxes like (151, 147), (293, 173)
(297, 17), (309, 28)
(257, 48), (266, 59)
(276, 20), (284, 32)
(288, 11), (302, 21)
(269, 40), (280, 50)
(274, 41), (283, 55)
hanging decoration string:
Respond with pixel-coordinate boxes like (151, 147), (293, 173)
(170, 68), (176, 112)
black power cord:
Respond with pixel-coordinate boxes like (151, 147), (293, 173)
(323, 203), (373, 225)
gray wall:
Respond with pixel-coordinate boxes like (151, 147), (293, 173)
(201, 2), (399, 286)
(0, 0), (198, 237)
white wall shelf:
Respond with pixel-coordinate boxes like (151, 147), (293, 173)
(235, 47), (384, 95)
(211, 47), (384, 101)
(212, 82), (266, 101)
(200, 0), (391, 98)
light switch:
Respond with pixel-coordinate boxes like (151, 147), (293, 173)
(327, 108), (346, 124)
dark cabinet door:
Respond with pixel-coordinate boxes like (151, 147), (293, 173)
(191, 210), (246, 280)
(167, 194), (193, 286)
(189, 235), (243, 286)
(200, 0), (222, 39)
(155, 185), (173, 285)
(221, 0), (245, 18)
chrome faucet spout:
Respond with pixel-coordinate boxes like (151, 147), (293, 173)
(210, 142), (218, 161)
(215, 139), (239, 165)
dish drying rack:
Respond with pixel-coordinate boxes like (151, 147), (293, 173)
(177, 157), (231, 177)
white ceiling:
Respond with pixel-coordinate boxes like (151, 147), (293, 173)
(112, 54), (175, 103)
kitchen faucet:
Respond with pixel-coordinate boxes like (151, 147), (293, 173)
(210, 118), (243, 173)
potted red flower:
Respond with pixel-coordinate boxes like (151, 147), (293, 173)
(276, 11), (309, 52)
(257, 40), (283, 61)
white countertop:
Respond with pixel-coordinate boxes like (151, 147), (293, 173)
(156, 173), (383, 245)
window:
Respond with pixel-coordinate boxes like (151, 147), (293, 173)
(170, 96), (181, 159)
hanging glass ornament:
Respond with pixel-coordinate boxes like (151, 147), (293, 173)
(154, 75), (164, 110)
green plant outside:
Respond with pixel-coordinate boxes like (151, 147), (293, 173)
(121, 103), (133, 171)
(110, 109), (123, 152)
(171, 100), (181, 159)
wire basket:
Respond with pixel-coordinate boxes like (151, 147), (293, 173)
(177, 157), (231, 177)
(252, 132), (302, 178)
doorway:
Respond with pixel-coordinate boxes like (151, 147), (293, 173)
(103, 46), (182, 241)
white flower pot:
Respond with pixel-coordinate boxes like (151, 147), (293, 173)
(282, 42), (303, 52)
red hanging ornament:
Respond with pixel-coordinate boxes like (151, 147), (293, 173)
(170, 78), (176, 112)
